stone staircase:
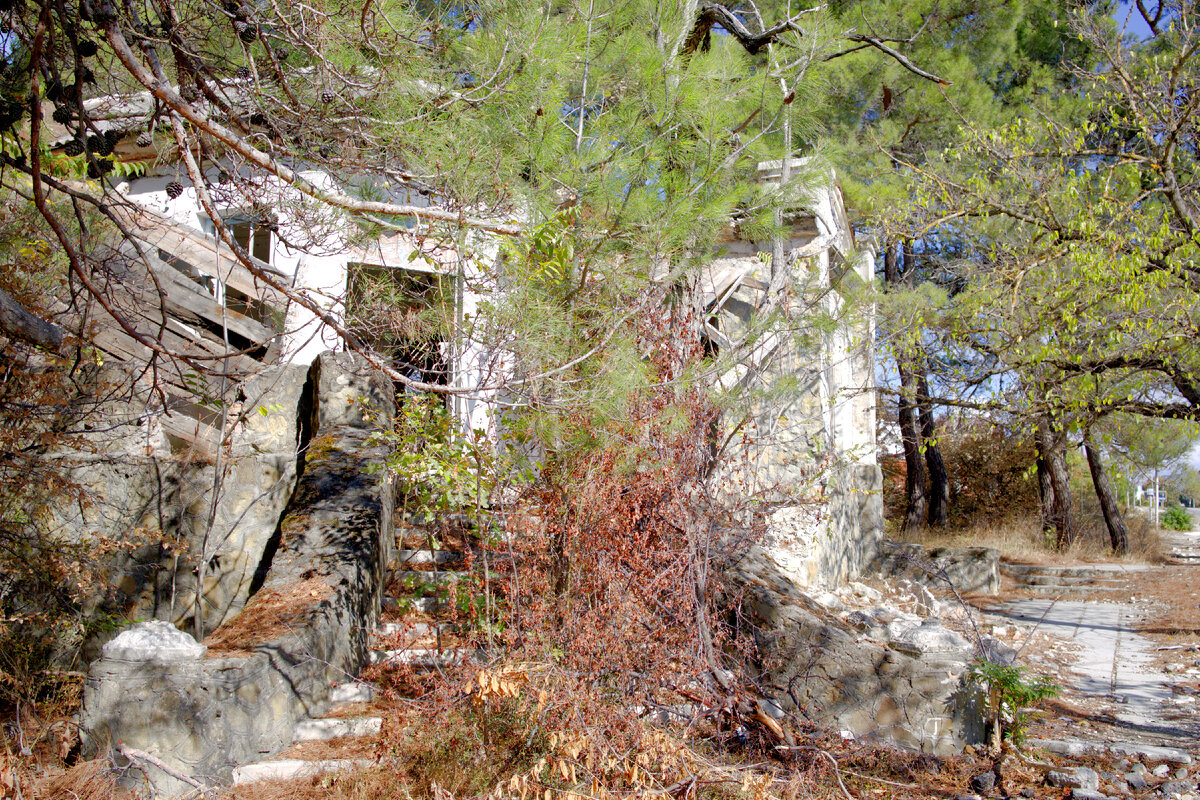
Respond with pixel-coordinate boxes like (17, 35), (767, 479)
(1162, 530), (1200, 565)
(230, 514), (484, 786)
(1000, 562), (1149, 596)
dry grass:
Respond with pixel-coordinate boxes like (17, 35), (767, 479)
(23, 758), (137, 800)
(893, 512), (1164, 565)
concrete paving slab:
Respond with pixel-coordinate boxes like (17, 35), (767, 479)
(993, 600), (1169, 729)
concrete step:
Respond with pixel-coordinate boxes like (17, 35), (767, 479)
(390, 571), (469, 593)
(376, 621), (453, 639)
(384, 596), (444, 614)
(1020, 584), (1126, 595)
(367, 647), (474, 669)
(232, 758), (376, 785)
(294, 716), (383, 742)
(1001, 563), (1147, 578)
(394, 549), (466, 568)
(328, 682), (375, 705)
(1012, 574), (1126, 587)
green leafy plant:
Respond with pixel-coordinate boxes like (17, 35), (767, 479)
(971, 660), (1059, 748)
(1162, 504), (1192, 532)
(374, 393), (494, 519)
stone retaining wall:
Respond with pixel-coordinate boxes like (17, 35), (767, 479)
(872, 542), (1001, 596)
(80, 352), (394, 796)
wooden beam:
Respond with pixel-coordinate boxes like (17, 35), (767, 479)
(108, 245), (277, 346)
(159, 411), (220, 459)
(110, 205), (288, 306)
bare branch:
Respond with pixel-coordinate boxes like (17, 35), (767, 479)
(836, 34), (952, 85)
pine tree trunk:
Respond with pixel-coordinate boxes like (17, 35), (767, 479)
(1084, 430), (1129, 554)
(918, 373), (949, 527)
(1035, 420), (1075, 548)
(898, 361), (927, 532)
(885, 242), (928, 531)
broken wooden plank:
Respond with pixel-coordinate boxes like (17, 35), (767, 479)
(110, 206), (288, 306)
(108, 246), (277, 347)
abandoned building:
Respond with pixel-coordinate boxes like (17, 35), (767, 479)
(32, 97), (1002, 793)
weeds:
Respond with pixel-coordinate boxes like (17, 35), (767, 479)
(970, 661), (1059, 749)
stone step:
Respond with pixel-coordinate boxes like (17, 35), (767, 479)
(294, 716), (383, 742)
(368, 647), (474, 669)
(393, 549), (466, 568)
(1028, 738), (1193, 766)
(376, 621), (453, 639)
(1011, 574), (1126, 587)
(328, 681), (375, 705)
(232, 758), (376, 785)
(1001, 563), (1147, 578)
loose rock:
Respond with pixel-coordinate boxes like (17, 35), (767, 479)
(1047, 768), (1100, 793)
(970, 770), (997, 794)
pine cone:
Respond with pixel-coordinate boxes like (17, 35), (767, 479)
(249, 111), (267, 125)
(45, 81), (63, 102)
(217, 171), (230, 184)
(87, 134), (112, 156)
(52, 106), (72, 125)
(165, 180), (184, 198)
(86, 161), (99, 179)
(63, 138), (85, 156)
(98, 158), (113, 174)
(320, 90), (335, 105)
(77, 39), (98, 57)
(105, 129), (122, 145)
(136, 130), (153, 148)
(275, 47), (289, 60)
(234, 21), (257, 42)
(236, 66), (251, 80)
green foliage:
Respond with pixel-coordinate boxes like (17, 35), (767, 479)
(888, 11), (1200, 431)
(375, 394), (495, 517)
(1162, 505), (1192, 532)
(971, 660), (1059, 746)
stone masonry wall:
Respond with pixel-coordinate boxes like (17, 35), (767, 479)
(872, 543), (1001, 596)
(80, 352), (394, 796)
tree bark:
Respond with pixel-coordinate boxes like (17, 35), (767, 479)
(1035, 419), (1075, 548)
(1036, 454), (1056, 534)
(885, 242), (928, 531)
(898, 362), (927, 532)
(918, 372), (949, 527)
(1083, 429), (1129, 554)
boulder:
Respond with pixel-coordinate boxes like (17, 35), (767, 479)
(1047, 768), (1100, 793)
(727, 548), (985, 754)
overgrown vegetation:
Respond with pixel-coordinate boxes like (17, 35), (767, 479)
(1162, 505), (1192, 532)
